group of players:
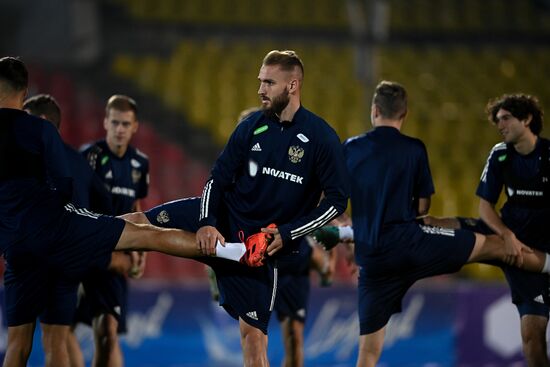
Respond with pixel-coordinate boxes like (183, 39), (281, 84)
(1, 47), (550, 367)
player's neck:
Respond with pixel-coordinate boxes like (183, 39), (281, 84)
(278, 99), (300, 122)
(105, 139), (128, 158)
(0, 94), (23, 110)
(374, 118), (402, 131)
(513, 133), (538, 156)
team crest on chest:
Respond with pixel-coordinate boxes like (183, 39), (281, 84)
(132, 169), (142, 184)
(288, 146), (304, 163)
(156, 210), (170, 224)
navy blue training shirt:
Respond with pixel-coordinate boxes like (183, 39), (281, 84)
(64, 144), (112, 213)
(81, 140), (149, 215)
(344, 126), (434, 264)
(0, 108), (72, 253)
(477, 139), (550, 237)
(199, 106), (349, 250)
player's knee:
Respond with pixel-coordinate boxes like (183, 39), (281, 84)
(6, 339), (33, 359)
(290, 321), (304, 342)
(468, 233), (500, 263)
(120, 212), (149, 225)
(94, 314), (119, 339)
(41, 327), (68, 350)
(6, 325), (35, 359)
(240, 324), (265, 346)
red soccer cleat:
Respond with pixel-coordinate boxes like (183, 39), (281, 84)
(240, 223), (277, 267)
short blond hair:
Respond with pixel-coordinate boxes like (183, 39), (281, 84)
(262, 50), (304, 77)
(105, 94), (138, 116)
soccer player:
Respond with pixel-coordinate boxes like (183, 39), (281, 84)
(477, 94), (550, 367)
(22, 93), (140, 367)
(238, 106), (338, 367)
(343, 81), (550, 367)
(124, 101), (338, 367)
(197, 50), (350, 366)
(77, 94), (148, 367)
(273, 236), (336, 367)
(0, 56), (256, 367)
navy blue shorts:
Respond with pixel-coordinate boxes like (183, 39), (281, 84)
(274, 239), (312, 323)
(502, 265), (550, 317)
(3, 205), (125, 326)
(358, 224), (475, 335)
(501, 221), (550, 317)
(145, 197), (202, 232)
(75, 271), (128, 332)
(145, 197), (277, 334)
(457, 217), (550, 317)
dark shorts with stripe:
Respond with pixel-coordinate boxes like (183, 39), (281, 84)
(74, 271), (128, 332)
(458, 216), (550, 317)
(274, 239), (312, 323)
(3, 205), (125, 326)
(358, 224), (475, 335)
(145, 197), (278, 334)
(502, 216), (550, 318)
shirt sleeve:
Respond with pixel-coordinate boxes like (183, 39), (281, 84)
(476, 147), (504, 204)
(277, 130), (350, 243)
(199, 124), (249, 228)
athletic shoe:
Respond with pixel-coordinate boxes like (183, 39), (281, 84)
(241, 223), (276, 267)
(311, 226), (340, 250)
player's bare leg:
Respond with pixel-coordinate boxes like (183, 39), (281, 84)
(4, 322), (36, 367)
(520, 315), (550, 367)
(92, 314), (123, 367)
(356, 326), (385, 367)
(41, 323), (70, 367)
(239, 319), (269, 367)
(66, 326), (85, 367)
(280, 317), (304, 367)
(119, 212), (150, 225)
(468, 233), (546, 271)
(114, 221), (202, 257)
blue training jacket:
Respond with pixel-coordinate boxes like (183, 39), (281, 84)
(199, 106), (349, 251)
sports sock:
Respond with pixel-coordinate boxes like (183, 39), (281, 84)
(216, 240), (246, 261)
(338, 226), (354, 241)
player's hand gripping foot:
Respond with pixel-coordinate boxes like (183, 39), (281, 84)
(312, 226), (340, 250)
(240, 224), (276, 267)
(128, 251), (146, 279)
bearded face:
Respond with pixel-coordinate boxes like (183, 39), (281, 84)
(258, 64), (294, 121)
(261, 87), (290, 119)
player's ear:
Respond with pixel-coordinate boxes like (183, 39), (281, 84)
(523, 114), (532, 127)
(17, 88), (28, 107)
(371, 104), (380, 118)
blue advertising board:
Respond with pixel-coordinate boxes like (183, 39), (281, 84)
(0, 281), (531, 366)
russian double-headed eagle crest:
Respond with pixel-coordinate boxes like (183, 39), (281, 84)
(288, 146), (304, 163)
